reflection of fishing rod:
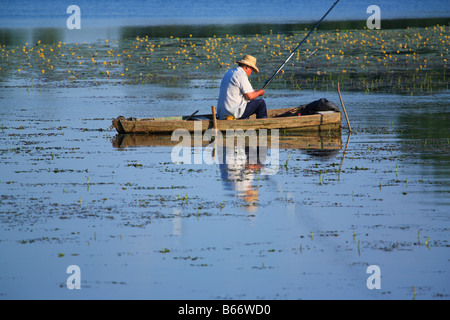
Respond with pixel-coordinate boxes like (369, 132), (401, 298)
(262, 0), (341, 90)
(305, 49), (318, 60)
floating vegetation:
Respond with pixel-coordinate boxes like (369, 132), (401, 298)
(160, 247), (171, 254)
(0, 36), (448, 298)
(1, 24), (448, 94)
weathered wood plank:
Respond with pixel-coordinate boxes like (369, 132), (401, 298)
(114, 108), (342, 134)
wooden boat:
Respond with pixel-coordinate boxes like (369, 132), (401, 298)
(112, 107), (342, 135)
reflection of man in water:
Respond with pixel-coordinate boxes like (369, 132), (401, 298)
(219, 146), (266, 211)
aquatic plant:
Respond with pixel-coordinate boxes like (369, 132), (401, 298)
(1, 24), (448, 94)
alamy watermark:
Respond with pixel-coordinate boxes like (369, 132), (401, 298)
(366, 265), (381, 290)
(66, 264), (81, 289)
(170, 122), (280, 175)
(67, 5), (81, 29)
(366, 5), (381, 30)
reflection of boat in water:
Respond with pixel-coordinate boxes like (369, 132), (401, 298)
(112, 132), (342, 153)
(111, 132), (345, 211)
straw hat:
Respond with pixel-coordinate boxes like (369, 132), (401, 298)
(236, 55), (259, 73)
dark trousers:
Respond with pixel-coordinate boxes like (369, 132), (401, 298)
(239, 99), (268, 119)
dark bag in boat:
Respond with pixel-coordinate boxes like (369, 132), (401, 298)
(298, 98), (340, 115)
(276, 98), (340, 117)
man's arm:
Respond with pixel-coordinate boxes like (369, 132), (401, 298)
(244, 89), (265, 100)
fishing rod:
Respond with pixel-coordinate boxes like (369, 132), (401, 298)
(262, 0), (341, 90)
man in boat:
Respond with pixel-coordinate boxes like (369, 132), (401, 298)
(217, 55), (267, 120)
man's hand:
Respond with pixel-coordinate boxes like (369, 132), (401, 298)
(244, 89), (265, 100)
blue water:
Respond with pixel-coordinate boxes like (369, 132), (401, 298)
(1, 0), (449, 28)
(1, 0), (449, 301)
(0, 84), (449, 299)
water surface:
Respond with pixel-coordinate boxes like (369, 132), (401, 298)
(0, 0), (449, 300)
(2, 0), (449, 28)
(0, 84), (448, 299)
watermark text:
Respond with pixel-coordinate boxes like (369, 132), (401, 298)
(366, 265), (381, 290)
(66, 5), (81, 29)
(366, 5), (381, 30)
(66, 264), (81, 289)
(171, 122), (280, 175)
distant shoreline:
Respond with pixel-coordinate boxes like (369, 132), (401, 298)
(1, 17), (449, 46)
(1, 16), (448, 31)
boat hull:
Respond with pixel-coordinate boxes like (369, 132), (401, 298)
(112, 108), (342, 134)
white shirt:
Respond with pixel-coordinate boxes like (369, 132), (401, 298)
(217, 67), (254, 119)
